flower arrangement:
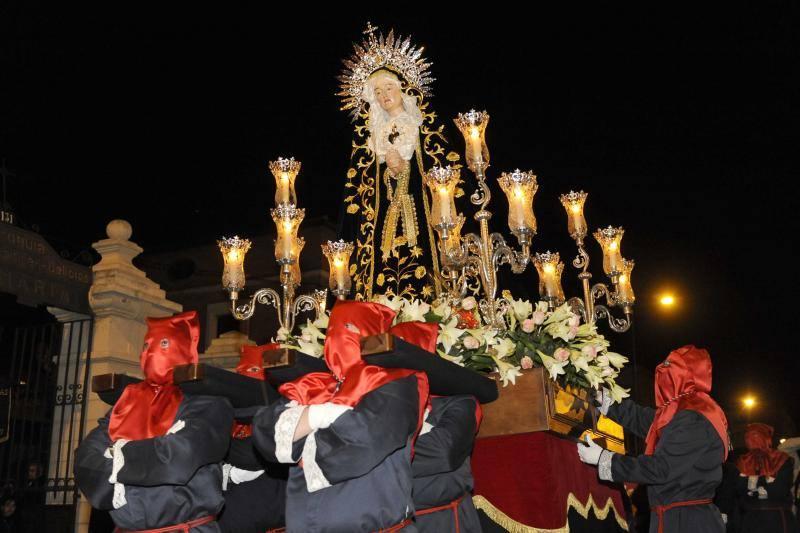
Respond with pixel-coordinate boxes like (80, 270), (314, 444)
(277, 294), (629, 403)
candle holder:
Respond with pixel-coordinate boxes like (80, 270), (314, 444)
(322, 239), (354, 300)
(217, 158), (324, 333)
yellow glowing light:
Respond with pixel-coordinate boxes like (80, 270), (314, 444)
(514, 187), (524, 199)
(659, 294), (675, 306)
(333, 258), (345, 268)
(570, 204), (581, 213)
(780, 438), (787, 444)
(618, 274), (628, 284)
(609, 241), (618, 251)
(281, 172), (289, 182)
(470, 127), (480, 140)
(226, 249), (240, 262)
(543, 263), (555, 275)
(282, 220), (293, 232)
(439, 187), (449, 195)
(742, 396), (756, 409)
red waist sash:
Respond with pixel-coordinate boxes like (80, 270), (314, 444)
(114, 515), (215, 533)
(415, 494), (466, 532)
(650, 498), (713, 533)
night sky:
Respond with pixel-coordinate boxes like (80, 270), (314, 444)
(2, 6), (798, 433)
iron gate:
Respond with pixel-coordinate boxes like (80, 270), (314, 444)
(0, 317), (93, 530)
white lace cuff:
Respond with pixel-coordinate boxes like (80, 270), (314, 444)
(598, 450), (615, 481)
(166, 419), (185, 435)
(420, 408), (434, 435)
(302, 431), (331, 492)
(108, 439), (129, 509)
(599, 390), (613, 417)
(221, 463), (233, 491)
(274, 401), (304, 463)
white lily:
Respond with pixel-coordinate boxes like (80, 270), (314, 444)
(375, 294), (404, 313)
(401, 298), (431, 323)
(273, 327), (290, 342)
(437, 349), (464, 366)
(296, 337), (323, 357)
(510, 297), (533, 321)
(493, 356), (523, 387)
(537, 350), (567, 381)
(569, 351), (590, 373)
(606, 381), (630, 403)
(438, 317), (466, 353)
(544, 303), (574, 326)
(583, 365), (605, 389)
(301, 319), (326, 342)
(468, 327), (498, 347)
(312, 313), (330, 330)
(603, 351), (629, 369)
(431, 300), (453, 321)
(545, 321), (572, 342)
(493, 337), (517, 359)
(534, 301), (549, 315)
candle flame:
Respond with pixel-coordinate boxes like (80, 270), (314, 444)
(543, 263), (555, 274)
(609, 241), (618, 251)
(570, 204), (581, 214)
(281, 172), (289, 181)
(333, 257), (345, 268)
(513, 187), (525, 200)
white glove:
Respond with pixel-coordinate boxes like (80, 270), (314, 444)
(230, 467), (264, 484)
(166, 419), (185, 435)
(307, 403), (353, 430)
(747, 475), (759, 492)
(757, 486), (768, 500)
(595, 388), (612, 416)
(420, 408), (434, 435)
(577, 435), (604, 465)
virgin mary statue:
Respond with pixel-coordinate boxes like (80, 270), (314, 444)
(338, 24), (460, 301)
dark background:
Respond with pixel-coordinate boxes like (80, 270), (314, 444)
(2, 5), (798, 434)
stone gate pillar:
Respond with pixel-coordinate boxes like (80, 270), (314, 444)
(74, 220), (181, 533)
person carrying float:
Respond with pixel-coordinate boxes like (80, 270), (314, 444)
(734, 422), (799, 533)
(578, 345), (730, 533)
(250, 301), (432, 532)
(74, 311), (233, 533)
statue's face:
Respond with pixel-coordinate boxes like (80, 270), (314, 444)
(372, 78), (404, 114)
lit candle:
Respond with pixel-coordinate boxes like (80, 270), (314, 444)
(594, 226), (625, 276)
(534, 252), (565, 304)
(498, 170), (538, 237)
(559, 191), (588, 241)
(454, 110), (490, 172)
(322, 240), (354, 298)
(271, 205), (304, 263)
(616, 259), (635, 304)
(424, 166), (460, 232)
(439, 187), (452, 224)
(217, 236), (252, 293)
(269, 157), (301, 207)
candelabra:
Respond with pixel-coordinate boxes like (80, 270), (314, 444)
(217, 157), (325, 332)
(431, 109), (635, 332)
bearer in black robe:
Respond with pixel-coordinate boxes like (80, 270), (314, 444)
(218, 343), (288, 533)
(734, 423), (799, 533)
(578, 345), (730, 533)
(251, 302), (431, 532)
(412, 395), (483, 532)
(75, 311), (233, 533)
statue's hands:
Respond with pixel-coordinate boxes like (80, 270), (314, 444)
(385, 149), (406, 176)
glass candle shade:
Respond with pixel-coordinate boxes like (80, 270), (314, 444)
(594, 226), (625, 276)
(498, 169), (537, 238)
(454, 110), (490, 172)
(271, 204), (305, 263)
(322, 240), (354, 296)
(218, 236), (252, 292)
(424, 166), (461, 229)
(269, 157), (301, 207)
(615, 259), (635, 305)
(533, 251), (565, 304)
(559, 190), (588, 242)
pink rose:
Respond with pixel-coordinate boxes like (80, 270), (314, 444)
(567, 325), (578, 339)
(554, 348), (570, 362)
(520, 356), (534, 369)
(461, 296), (477, 311)
(601, 367), (615, 377)
(521, 318), (536, 333)
(581, 344), (598, 360)
(463, 336), (480, 350)
(531, 310), (546, 325)
(568, 315), (580, 328)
